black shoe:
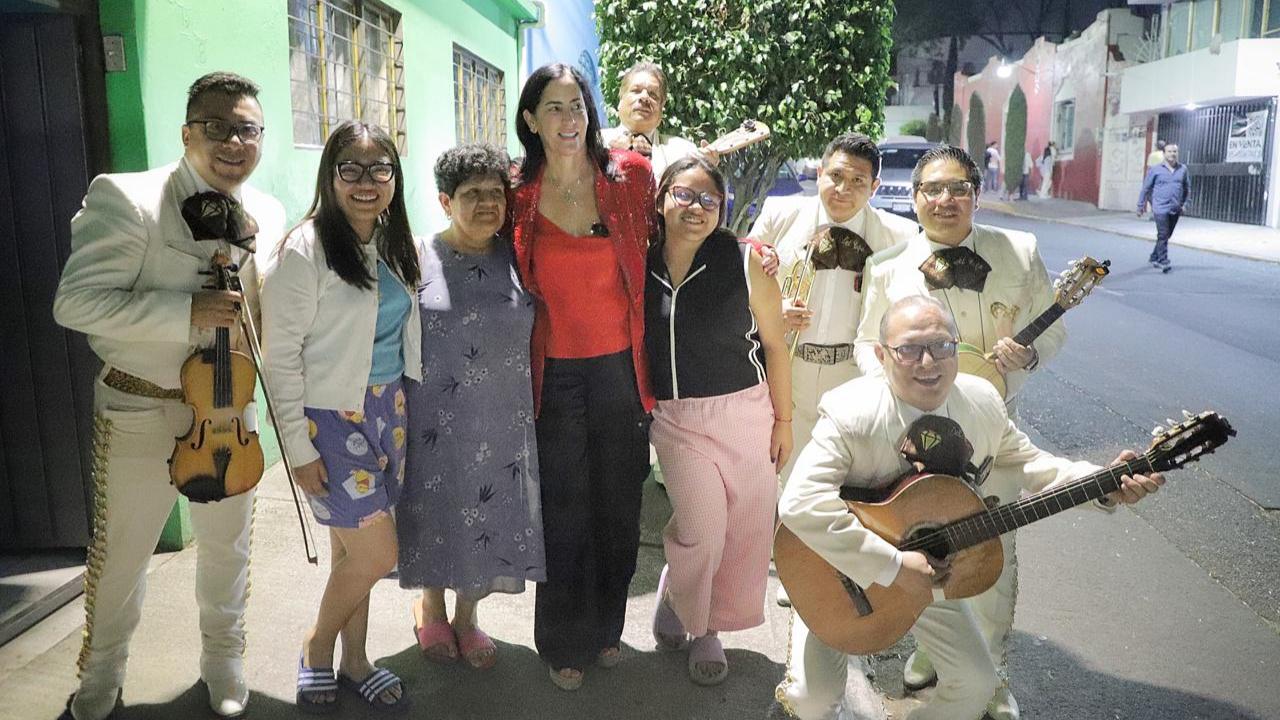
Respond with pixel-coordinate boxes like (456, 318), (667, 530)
(1149, 260), (1163, 270)
(1161, 263), (1172, 274)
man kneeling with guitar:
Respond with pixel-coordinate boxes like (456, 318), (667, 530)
(774, 295), (1163, 720)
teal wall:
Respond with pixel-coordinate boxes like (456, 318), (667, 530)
(99, 0), (531, 233)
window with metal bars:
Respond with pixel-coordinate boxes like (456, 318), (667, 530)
(287, 0), (406, 152)
(453, 44), (506, 147)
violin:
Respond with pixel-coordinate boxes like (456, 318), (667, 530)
(169, 255), (264, 501)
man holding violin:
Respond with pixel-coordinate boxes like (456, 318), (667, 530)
(53, 72), (285, 720)
(602, 61), (717, 180)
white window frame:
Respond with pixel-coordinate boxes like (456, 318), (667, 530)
(453, 44), (507, 147)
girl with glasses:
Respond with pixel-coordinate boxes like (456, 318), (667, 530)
(261, 120), (420, 713)
(644, 155), (792, 685)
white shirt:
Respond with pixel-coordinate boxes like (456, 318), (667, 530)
(778, 373), (1099, 589)
(601, 126), (700, 181)
(750, 197), (917, 348)
(260, 221), (423, 467)
(855, 224), (1065, 402)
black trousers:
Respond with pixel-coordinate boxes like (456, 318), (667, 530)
(1152, 212), (1180, 266)
(534, 349), (650, 670)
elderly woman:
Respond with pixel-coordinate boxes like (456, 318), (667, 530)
(397, 144), (545, 671)
(510, 62), (656, 691)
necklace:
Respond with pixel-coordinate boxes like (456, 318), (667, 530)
(546, 172), (587, 206)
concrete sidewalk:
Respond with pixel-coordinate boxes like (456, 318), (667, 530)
(982, 197), (1280, 264)
(3, 434), (1277, 719)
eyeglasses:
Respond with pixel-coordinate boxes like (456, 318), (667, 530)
(186, 119), (264, 144)
(916, 181), (975, 202)
(335, 161), (396, 184)
(668, 185), (722, 212)
(883, 339), (959, 364)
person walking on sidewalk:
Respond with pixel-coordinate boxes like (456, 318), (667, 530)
(983, 141), (1001, 196)
(262, 121), (420, 713)
(1018, 148), (1032, 201)
(1137, 143), (1190, 273)
(52, 72), (285, 720)
(1036, 143), (1056, 199)
(645, 156), (792, 686)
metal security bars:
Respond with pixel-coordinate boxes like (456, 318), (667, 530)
(288, 0), (406, 152)
(1157, 98), (1274, 226)
(453, 44), (506, 146)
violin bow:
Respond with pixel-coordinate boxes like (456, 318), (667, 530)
(230, 273), (319, 565)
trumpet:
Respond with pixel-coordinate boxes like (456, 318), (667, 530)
(781, 239), (819, 358)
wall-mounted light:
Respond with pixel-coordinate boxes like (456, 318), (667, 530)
(1184, 102), (1200, 111)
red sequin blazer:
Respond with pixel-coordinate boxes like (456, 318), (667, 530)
(510, 149), (658, 415)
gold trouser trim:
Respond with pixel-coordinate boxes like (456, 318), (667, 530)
(77, 413), (113, 677)
(774, 608), (801, 718)
(239, 493), (258, 658)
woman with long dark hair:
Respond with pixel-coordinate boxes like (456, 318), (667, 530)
(262, 121), (419, 713)
(510, 63), (657, 690)
(645, 156), (791, 685)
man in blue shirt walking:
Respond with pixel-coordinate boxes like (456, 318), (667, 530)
(1136, 143), (1190, 273)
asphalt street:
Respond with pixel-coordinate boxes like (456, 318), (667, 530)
(977, 209), (1280, 630)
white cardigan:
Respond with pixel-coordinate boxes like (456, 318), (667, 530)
(261, 220), (422, 467)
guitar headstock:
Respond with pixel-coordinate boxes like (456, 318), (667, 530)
(705, 119), (771, 155)
(1146, 411), (1235, 472)
(1053, 256), (1110, 309)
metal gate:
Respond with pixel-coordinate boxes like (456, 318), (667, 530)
(1157, 99), (1273, 226)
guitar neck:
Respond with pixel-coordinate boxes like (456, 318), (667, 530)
(1010, 303), (1066, 348)
(929, 457), (1153, 552)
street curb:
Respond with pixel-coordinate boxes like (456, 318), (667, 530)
(983, 203), (1280, 265)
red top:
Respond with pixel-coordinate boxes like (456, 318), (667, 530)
(510, 149), (658, 415)
(531, 212), (631, 358)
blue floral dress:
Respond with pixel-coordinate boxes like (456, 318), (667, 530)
(397, 234), (545, 598)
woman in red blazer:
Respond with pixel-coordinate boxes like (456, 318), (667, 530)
(509, 62), (656, 691)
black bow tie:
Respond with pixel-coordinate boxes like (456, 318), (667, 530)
(810, 226), (873, 273)
(919, 246), (992, 293)
(182, 191), (259, 252)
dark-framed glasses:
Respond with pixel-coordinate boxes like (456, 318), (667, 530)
(669, 185), (722, 212)
(883, 339), (959, 364)
(336, 161), (396, 184)
(186, 119), (264, 144)
(916, 181), (975, 202)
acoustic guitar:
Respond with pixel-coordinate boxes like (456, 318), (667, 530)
(958, 256), (1109, 397)
(773, 410), (1234, 655)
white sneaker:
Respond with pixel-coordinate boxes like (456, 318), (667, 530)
(68, 687), (121, 720)
(901, 650), (937, 691)
(986, 686), (1020, 720)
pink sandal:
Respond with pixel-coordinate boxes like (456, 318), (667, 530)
(455, 626), (497, 670)
(653, 564), (689, 651)
(413, 618), (457, 664)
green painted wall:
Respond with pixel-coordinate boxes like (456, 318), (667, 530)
(98, 0), (528, 231)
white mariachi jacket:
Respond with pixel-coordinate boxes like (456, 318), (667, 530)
(601, 125), (700, 182)
(54, 158), (286, 390)
(778, 373), (1098, 590)
(751, 196), (918, 351)
(854, 223), (1066, 403)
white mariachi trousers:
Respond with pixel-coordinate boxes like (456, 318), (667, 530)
(781, 358), (859, 484)
(76, 380), (255, 703)
(778, 600), (999, 720)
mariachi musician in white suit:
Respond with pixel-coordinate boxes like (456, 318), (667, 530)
(852, 145), (1066, 720)
(52, 72), (285, 720)
(750, 132), (918, 484)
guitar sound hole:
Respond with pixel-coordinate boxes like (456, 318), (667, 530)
(904, 526), (952, 562)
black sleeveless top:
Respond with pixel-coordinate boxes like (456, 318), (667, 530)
(645, 229), (766, 401)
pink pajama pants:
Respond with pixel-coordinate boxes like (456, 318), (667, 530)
(650, 382), (778, 637)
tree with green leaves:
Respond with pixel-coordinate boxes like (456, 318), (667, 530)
(966, 94), (986, 163)
(948, 104), (964, 145)
(596, 0), (895, 233)
(1004, 85), (1028, 195)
